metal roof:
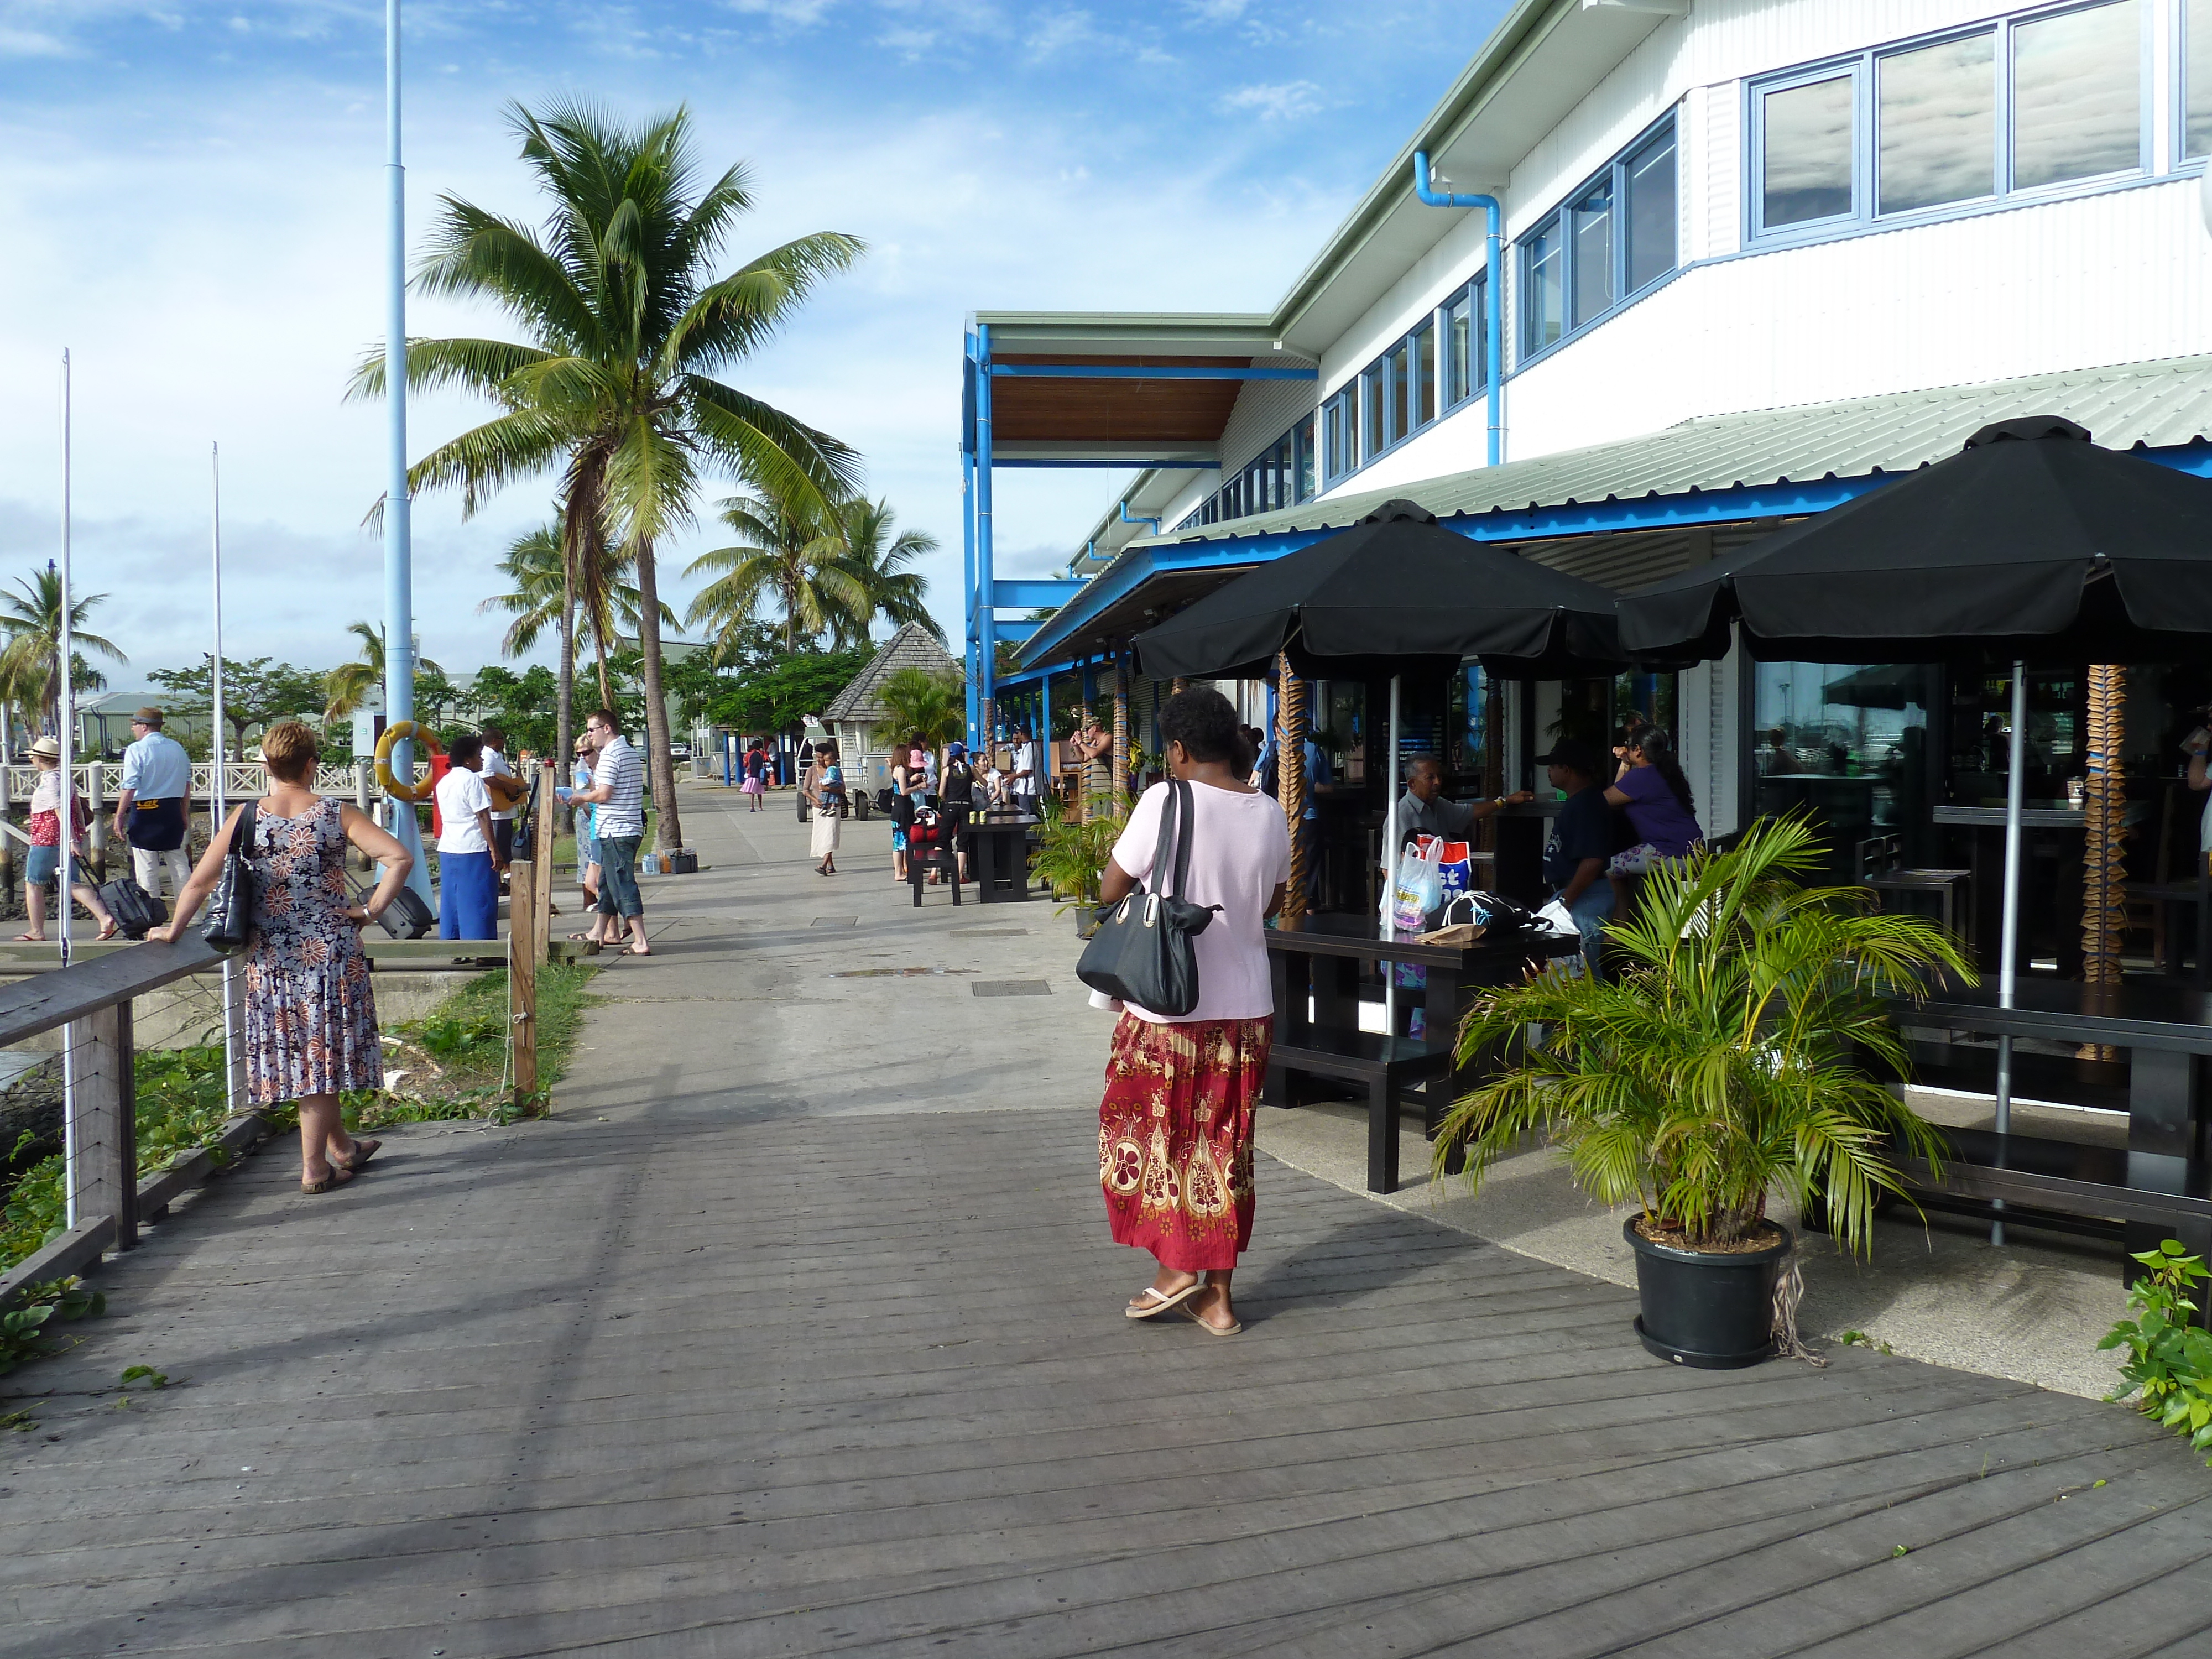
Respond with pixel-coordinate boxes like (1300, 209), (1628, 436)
(823, 623), (962, 723)
(1140, 353), (2212, 552)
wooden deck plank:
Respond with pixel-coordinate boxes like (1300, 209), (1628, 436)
(7, 795), (2210, 1659)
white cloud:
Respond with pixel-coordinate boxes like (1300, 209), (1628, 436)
(1217, 79), (1323, 121)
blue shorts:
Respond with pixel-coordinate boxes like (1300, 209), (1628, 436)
(25, 845), (74, 888)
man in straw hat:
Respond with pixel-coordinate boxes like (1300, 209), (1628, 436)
(113, 705), (193, 906)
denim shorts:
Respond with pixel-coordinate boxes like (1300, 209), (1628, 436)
(25, 844), (66, 888)
(596, 835), (644, 919)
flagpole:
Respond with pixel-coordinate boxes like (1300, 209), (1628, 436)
(58, 352), (77, 1227)
(382, 0), (431, 910)
(212, 444), (241, 1115)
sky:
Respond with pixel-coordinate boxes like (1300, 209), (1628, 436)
(0, 0), (1511, 684)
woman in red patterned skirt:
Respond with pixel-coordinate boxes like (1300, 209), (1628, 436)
(1098, 688), (1290, 1336)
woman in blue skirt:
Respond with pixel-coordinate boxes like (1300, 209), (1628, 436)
(434, 732), (505, 940)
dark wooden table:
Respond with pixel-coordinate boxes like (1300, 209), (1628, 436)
(1893, 979), (2212, 1299)
(1267, 913), (1579, 1095)
(969, 813), (1039, 902)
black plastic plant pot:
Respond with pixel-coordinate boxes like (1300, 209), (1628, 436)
(1624, 1217), (1792, 1369)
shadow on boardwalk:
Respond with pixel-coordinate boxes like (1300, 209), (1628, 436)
(3, 786), (2210, 1658)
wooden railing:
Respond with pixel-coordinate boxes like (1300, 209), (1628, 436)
(0, 771), (567, 1304)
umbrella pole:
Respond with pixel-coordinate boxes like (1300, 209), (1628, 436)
(1384, 675), (1401, 1035)
(1993, 659), (2026, 1246)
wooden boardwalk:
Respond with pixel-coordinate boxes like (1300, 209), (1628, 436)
(4, 790), (2211, 1658)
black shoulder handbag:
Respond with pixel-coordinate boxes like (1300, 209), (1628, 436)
(201, 800), (258, 954)
(1076, 779), (1220, 1017)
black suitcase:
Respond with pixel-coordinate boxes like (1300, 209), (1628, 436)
(97, 878), (165, 940)
(349, 875), (435, 940)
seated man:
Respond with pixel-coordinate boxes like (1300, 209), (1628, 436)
(1533, 740), (1615, 979)
(1392, 754), (1531, 844)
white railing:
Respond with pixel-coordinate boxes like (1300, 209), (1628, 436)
(0, 761), (372, 808)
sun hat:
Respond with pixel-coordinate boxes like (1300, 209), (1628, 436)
(28, 736), (61, 760)
(133, 706), (163, 725)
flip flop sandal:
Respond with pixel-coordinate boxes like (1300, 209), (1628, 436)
(1180, 1302), (1243, 1337)
(335, 1138), (381, 1174)
(301, 1167), (356, 1195)
(1125, 1281), (1206, 1319)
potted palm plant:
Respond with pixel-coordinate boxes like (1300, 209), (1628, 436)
(1030, 794), (1126, 935)
(1433, 815), (1971, 1368)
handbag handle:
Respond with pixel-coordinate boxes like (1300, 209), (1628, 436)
(234, 798), (258, 860)
(1147, 778), (1194, 900)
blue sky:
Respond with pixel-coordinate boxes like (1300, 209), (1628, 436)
(0, 0), (1510, 681)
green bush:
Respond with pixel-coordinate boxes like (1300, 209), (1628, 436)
(2101, 1239), (2212, 1465)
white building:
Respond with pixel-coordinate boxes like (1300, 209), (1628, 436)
(973, 0), (2212, 890)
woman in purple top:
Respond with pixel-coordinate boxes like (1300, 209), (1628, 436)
(1604, 728), (1703, 912)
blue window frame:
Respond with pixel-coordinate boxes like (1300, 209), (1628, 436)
(1519, 114), (1677, 361)
(1175, 411), (1323, 532)
(1441, 273), (1490, 410)
(1747, 0), (2149, 247)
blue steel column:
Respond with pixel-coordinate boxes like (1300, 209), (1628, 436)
(975, 322), (997, 743)
(961, 331), (981, 745)
(383, 0), (431, 909)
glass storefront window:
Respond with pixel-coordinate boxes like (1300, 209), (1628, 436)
(1756, 661), (1937, 862)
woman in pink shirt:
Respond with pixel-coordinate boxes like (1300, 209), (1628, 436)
(1098, 688), (1290, 1337)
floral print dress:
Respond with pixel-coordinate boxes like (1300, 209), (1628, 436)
(242, 797), (382, 1103)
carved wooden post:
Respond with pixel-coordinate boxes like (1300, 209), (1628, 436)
(1112, 653), (1130, 806)
(67, 1001), (138, 1250)
(1278, 653), (1308, 921)
(2081, 664), (2127, 1057)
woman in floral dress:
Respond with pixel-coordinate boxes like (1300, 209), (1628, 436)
(154, 721), (414, 1193)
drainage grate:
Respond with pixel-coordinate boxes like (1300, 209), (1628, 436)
(833, 967), (980, 978)
(972, 979), (1052, 997)
(810, 916), (858, 927)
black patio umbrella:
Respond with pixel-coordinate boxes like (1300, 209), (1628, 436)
(1618, 418), (2212, 1223)
(1620, 418), (2212, 666)
(1131, 499), (1625, 682)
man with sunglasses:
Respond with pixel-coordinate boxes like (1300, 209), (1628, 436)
(566, 708), (650, 957)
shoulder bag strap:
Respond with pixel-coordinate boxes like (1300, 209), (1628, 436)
(235, 799), (258, 860)
(1147, 781), (1181, 898)
(1169, 779), (1196, 899)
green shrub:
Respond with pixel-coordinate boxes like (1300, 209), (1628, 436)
(2101, 1240), (2212, 1465)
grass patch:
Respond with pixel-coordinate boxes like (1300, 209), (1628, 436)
(1, 959), (603, 1274)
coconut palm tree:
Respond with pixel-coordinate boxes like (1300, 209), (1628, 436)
(322, 620), (444, 725)
(685, 487), (869, 655)
(348, 98), (864, 853)
(877, 666), (964, 750)
(826, 496), (941, 644)
(479, 521), (671, 709)
(0, 568), (126, 733)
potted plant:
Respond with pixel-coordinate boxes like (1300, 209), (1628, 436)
(1432, 815), (1971, 1368)
(1030, 794), (1127, 935)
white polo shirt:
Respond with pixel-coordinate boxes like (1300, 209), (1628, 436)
(436, 766), (493, 855)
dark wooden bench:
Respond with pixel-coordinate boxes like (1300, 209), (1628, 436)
(1886, 980), (2212, 1317)
(1265, 1026), (1454, 1194)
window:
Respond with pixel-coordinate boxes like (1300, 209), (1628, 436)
(1442, 273), (1490, 408)
(1360, 363), (1385, 461)
(1387, 338), (1411, 445)
(1878, 34), (1994, 213)
(2189, 0), (2212, 158)
(2012, 2), (2141, 188)
(1181, 413), (1325, 529)
(1324, 395), (1350, 483)
(1750, 1), (2147, 244)
(1761, 74), (1855, 226)
(1413, 321), (1437, 426)
(1520, 113), (1678, 358)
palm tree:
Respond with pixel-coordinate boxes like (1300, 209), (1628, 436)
(0, 568), (126, 733)
(826, 497), (941, 644)
(348, 99), (865, 853)
(479, 521), (671, 709)
(877, 666), (963, 749)
(322, 620), (444, 725)
(685, 487), (868, 655)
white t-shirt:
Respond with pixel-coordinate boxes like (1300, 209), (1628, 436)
(1109, 780), (1291, 1025)
(1011, 741), (1037, 797)
(436, 766), (494, 855)
(482, 747), (517, 821)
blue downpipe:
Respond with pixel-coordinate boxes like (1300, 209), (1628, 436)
(1412, 151), (1503, 468)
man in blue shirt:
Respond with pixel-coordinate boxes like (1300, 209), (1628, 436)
(114, 706), (193, 906)
(1536, 739), (1615, 979)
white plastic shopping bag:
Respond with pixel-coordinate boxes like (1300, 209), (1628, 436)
(1389, 837), (1446, 932)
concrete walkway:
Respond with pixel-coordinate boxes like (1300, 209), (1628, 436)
(3, 783), (2210, 1658)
